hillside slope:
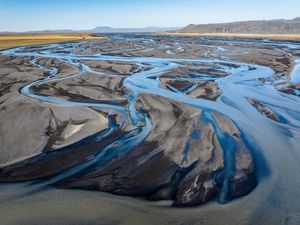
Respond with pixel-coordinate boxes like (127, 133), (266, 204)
(176, 17), (300, 34)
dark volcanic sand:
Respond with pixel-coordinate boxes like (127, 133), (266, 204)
(0, 34), (300, 225)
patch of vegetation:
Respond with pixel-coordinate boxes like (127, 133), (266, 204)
(0, 33), (106, 50)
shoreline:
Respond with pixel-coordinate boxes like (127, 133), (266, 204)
(158, 32), (300, 41)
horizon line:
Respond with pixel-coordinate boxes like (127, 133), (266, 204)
(1, 16), (299, 33)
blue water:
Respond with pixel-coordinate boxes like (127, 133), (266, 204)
(1, 35), (300, 213)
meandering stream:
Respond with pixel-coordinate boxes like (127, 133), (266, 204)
(1, 34), (300, 224)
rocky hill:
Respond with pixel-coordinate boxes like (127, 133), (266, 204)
(175, 17), (300, 34)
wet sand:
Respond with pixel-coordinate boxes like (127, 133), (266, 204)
(0, 34), (300, 224)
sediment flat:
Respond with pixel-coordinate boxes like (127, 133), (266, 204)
(0, 33), (106, 50)
(159, 32), (300, 41)
(0, 34), (300, 225)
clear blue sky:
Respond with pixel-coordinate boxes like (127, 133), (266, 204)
(0, 0), (299, 31)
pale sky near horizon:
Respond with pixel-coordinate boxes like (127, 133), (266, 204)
(0, 0), (299, 32)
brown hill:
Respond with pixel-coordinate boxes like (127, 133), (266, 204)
(175, 17), (300, 34)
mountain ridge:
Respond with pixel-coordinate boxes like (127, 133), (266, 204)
(0, 26), (181, 34)
(173, 17), (300, 34)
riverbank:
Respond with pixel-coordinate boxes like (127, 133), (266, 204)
(0, 33), (106, 50)
(158, 32), (300, 41)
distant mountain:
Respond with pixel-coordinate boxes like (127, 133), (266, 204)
(91, 26), (181, 33)
(28, 29), (75, 34)
(0, 26), (180, 34)
(174, 17), (300, 34)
